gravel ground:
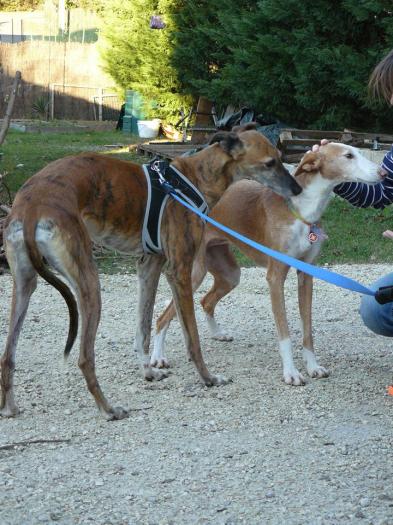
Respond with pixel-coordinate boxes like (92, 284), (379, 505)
(0, 263), (392, 525)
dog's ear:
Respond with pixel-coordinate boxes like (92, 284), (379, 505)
(294, 151), (322, 175)
(209, 131), (245, 159)
(232, 122), (258, 133)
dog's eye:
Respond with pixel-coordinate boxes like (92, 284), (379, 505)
(265, 158), (276, 168)
(345, 153), (354, 159)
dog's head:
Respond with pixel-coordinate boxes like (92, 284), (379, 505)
(209, 129), (302, 198)
(294, 142), (382, 185)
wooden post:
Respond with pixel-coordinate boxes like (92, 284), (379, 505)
(190, 97), (215, 144)
(0, 71), (21, 147)
(98, 88), (103, 121)
(50, 84), (55, 120)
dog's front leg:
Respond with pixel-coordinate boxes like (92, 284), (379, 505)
(267, 263), (305, 386)
(297, 271), (329, 379)
(134, 254), (168, 381)
(165, 263), (229, 386)
(151, 242), (209, 368)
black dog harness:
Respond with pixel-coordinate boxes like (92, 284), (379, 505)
(142, 160), (209, 254)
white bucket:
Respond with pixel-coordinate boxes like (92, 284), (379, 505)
(137, 119), (161, 139)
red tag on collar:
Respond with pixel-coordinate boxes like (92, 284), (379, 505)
(308, 231), (318, 243)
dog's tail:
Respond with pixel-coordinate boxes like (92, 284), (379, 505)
(23, 213), (78, 357)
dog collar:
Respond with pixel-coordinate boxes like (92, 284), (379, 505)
(287, 202), (312, 226)
(287, 202), (328, 244)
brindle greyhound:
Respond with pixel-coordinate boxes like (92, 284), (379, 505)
(0, 128), (301, 420)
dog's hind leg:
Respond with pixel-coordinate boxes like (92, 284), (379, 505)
(38, 221), (128, 420)
(75, 260), (129, 420)
(297, 271), (329, 379)
(200, 243), (240, 341)
(134, 254), (168, 381)
(1, 223), (37, 417)
(267, 262), (305, 386)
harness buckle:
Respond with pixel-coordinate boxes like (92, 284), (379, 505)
(150, 160), (173, 194)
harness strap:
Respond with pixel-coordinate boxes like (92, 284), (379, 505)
(142, 160), (208, 254)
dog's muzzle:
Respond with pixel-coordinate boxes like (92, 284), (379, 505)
(289, 174), (302, 196)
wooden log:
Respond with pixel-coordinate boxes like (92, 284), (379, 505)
(0, 71), (21, 147)
(0, 204), (10, 269)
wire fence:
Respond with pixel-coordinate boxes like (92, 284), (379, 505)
(0, 8), (99, 44)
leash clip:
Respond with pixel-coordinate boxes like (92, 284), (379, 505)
(150, 160), (173, 194)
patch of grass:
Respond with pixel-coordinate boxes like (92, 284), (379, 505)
(319, 197), (393, 264)
(0, 127), (142, 195)
(95, 253), (138, 274)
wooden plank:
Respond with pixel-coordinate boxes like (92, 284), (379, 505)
(281, 128), (393, 142)
(136, 142), (198, 160)
(278, 127), (393, 164)
(279, 138), (325, 147)
(281, 129), (342, 139)
(282, 152), (304, 163)
(279, 130), (293, 141)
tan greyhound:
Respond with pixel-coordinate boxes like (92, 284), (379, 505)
(152, 143), (383, 385)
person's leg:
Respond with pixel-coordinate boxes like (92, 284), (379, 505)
(360, 272), (393, 337)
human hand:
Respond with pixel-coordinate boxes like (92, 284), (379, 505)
(382, 230), (393, 240)
(311, 139), (329, 153)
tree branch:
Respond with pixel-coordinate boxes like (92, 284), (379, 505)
(0, 438), (71, 451)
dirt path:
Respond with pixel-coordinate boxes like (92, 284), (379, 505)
(0, 264), (392, 525)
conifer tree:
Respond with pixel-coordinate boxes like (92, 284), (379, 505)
(100, 0), (192, 122)
(101, 0), (393, 130)
(172, 0), (393, 130)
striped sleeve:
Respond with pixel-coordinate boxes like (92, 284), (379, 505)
(333, 147), (393, 209)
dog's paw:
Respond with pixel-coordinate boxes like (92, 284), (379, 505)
(205, 374), (231, 387)
(307, 365), (329, 379)
(206, 315), (233, 342)
(0, 404), (20, 417)
(144, 367), (169, 382)
(150, 356), (170, 369)
(105, 406), (129, 421)
(283, 369), (306, 386)
(302, 349), (329, 379)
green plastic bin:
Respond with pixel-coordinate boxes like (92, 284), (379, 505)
(123, 90), (145, 134)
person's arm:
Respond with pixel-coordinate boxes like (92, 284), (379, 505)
(334, 147), (393, 209)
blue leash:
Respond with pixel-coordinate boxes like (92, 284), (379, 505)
(159, 178), (393, 305)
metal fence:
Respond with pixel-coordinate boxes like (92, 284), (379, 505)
(50, 84), (121, 121)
